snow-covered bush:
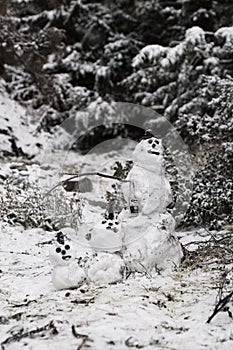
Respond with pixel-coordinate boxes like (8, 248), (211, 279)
(176, 76), (233, 144)
(100, 35), (142, 91)
(122, 26), (218, 119)
(0, 172), (83, 230)
(177, 76), (233, 228)
(127, 27), (233, 228)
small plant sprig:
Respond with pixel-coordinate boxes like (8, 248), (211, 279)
(207, 268), (233, 323)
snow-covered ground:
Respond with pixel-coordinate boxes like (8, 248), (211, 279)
(0, 223), (232, 350)
(0, 90), (232, 349)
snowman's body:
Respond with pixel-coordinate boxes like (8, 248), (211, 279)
(89, 214), (123, 253)
(49, 236), (87, 290)
(50, 137), (183, 290)
(49, 232), (124, 290)
(121, 164), (172, 215)
(120, 137), (182, 272)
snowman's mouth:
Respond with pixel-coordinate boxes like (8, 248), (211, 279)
(148, 150), (160, 155)
(62, 255), (72, 261)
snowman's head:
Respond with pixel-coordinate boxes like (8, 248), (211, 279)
(49, 243), (72, 267)
(49, 231), (74, 267)
(133, 137), (164, 166)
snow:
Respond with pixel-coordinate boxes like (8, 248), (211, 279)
(89, 225), (123, 253)
(185, 26), (206, 46)
(12, 0), (30, 4)
(52, 263), (86, 291)
(215, 26), (233, 44)
(87, 253), (124, 285)
(0, 91), (232, 349)
(0, 143), (232, 349)
(0, 223), (232, 350)
(0, 83), (49, 159)
(132, 44), (167, 68)
(132, 27), (206, 69)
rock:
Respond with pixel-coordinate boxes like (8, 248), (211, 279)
(63, 177), (93, 193)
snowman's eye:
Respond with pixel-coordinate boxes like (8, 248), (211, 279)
(102, 221), (107, 224)
(115, 221), (119, 225)
(154, 139), (159, 144)
(65, 245), (70, 250)
(148, 139), (153, 144)
(56, 247), (61, 253)
(61, 250), (66, 255)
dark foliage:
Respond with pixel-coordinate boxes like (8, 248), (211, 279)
(0, 0), (232, 228)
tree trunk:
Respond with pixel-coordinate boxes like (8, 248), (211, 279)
(0, 0), (7, 16)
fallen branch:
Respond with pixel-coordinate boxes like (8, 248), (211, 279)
(1, 321), (58, 350)
(207, 291), (233, 323)
(63, 172), (130, 182)
(71, 325), (88, 339)
(182, 231), (233, 269)
(71, 325), (93, 350)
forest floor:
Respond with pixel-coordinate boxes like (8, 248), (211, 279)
(0, 222), (233, 350)
(0, 93), (232, 350)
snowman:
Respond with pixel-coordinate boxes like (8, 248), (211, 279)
(88, 212), (123, 253)
(119, 136), (183, 272)
(121, 137), (172, 216)
(49, 137), (183, 290)
(50, 230), (124, 290)
(49, 231), (87, 290)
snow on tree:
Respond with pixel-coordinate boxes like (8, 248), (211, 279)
(119, 25), (233, 228)
(0, 1), (232, 230)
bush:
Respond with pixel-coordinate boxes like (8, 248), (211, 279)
(177, 76), (233, 228)
(0, 172), (83, 230)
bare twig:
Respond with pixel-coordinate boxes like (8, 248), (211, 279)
(1, 321), (58, 350)
(63, 172), (130, 182)
(71, 325), (93, 350)
(182, 231), (233, 269)
(71, 325), (88, 339)
(45, 172), (130, 196)
(207, 291), (233, 323)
